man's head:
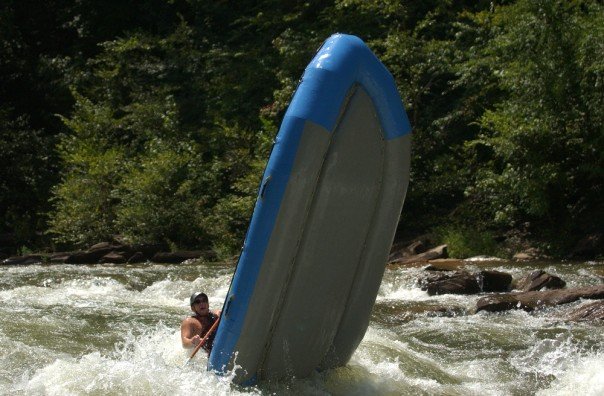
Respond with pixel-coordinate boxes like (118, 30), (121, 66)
(190, 292), (208, 307)
(190, 292), (210, 316)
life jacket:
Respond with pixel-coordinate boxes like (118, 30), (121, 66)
(192, 312), (218, 353)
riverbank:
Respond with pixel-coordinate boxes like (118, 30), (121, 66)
(4, 237), (603, 324)
(3, 236), (603, 323)
(2, 230), (603, 266)
(0, 241), (218, 265)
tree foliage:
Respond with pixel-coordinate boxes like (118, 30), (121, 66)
(464, 0), (604, 249)
(1, 0), (602, 257)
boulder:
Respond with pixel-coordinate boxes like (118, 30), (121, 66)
(422, 271), (481, 296)
(390, 244), (448, 265)
(99, 252), (127, 264)
(64, 246), (117, 264)
(565, 300), (604, 321)
(389, 240), (426, 262)
(130, 244), (164, 260)
(475, 293), (521, 312)
(424, 259), (463, 271)
(421, 271), (450, 284)
(476, 285), (604, 312)
(515, 270), (566, 292)
(2, 254), (45, 265)
(1, 243), (209, 265)
(49, 252), (74, 263)
(420, 269), (513, 295)
(127, 252), (146, 263)
(480, 270), (513, 292)
(61, 243), (164, 264)
(89, 242), (115, 251)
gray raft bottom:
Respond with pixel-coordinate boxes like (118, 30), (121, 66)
(228, 86), (411, 383)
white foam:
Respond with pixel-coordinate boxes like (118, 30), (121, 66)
(511, 333), (604, 396)
(464, 256), (505, 262)
(536, 352), (604, 396)
(15, 324), (254, 396)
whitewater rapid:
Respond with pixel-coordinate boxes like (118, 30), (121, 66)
(1, 260), (602, 395)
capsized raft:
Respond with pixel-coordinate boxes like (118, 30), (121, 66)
(209, 33), (412, 384)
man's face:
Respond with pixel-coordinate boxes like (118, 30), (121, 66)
(192, 298), (209, 316)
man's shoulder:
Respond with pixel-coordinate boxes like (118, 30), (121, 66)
(181, 316), (200, 326)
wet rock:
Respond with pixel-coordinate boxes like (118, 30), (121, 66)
(475, 293), (520, 312)
(480, 270), (513, 292)
(150, 251), (209, 263)
(421, 271), (450, 285)
(515, 270), (566, 292)
(49, 252), (74, 263)
(89, 242), (115, 251)
(131, 244), (164, 260)
(1, 242), (211, 265)
(565, 300), (604, 321)
(64, 246), (117, 264)
(420, 269), (513, 295)
(389, 240), (427, 262)
(99, 252), (127, 264)
(60, 242), (165, 264)
(422, 271), (481, 295)
(2, 254), (45, 265)
(424, 259), (463, 271)
(476, 285), (604, 313)
(390, 244), (448, 265)
(372, 302), (465, 325)
(127, 252), (146, 263)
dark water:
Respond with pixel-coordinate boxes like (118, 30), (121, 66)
(0, 259), (602, 395)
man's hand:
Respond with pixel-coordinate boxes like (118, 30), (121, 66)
(191, 334), (201, 346)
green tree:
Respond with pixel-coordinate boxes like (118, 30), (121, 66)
(48, 94), (126, 246)
(464, 0), (604, 249)
(49, 10), (278, 253)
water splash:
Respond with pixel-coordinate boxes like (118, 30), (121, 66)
(537, 352), (604, 396)
(15, 324), (252, 396)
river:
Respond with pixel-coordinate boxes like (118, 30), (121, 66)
(0, 259), (602, 395)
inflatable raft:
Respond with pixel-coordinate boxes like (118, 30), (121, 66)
(209, 33), (412, 384)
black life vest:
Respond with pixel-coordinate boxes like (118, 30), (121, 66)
(192, 312), (218, 353)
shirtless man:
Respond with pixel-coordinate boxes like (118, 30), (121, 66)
(180, 292), (220, 353)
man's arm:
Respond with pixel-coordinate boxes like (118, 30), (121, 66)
(180, 318), (201, 348)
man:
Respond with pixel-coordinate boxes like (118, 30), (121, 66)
(181, 292), (221, 353)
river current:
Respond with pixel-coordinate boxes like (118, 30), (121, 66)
(0, 259), (602, 395)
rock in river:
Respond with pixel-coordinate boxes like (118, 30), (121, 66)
(564, 300), (604, 321)
(515, 270), (565, 291)
(476, 285), (604, 312)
